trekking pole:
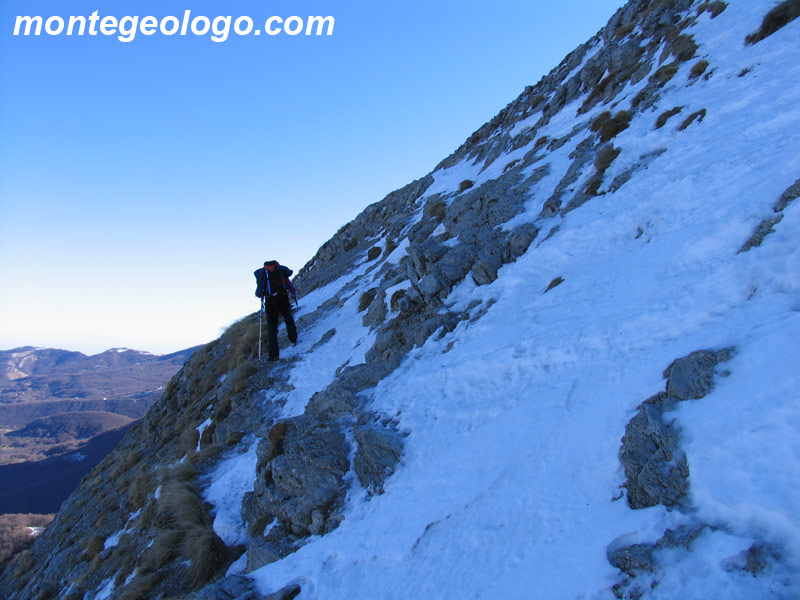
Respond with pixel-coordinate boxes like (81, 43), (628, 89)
(258, 297), (265, 359)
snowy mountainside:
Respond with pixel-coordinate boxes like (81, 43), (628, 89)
(2, 1), (800, 599)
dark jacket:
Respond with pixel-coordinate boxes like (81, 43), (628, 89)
(254, 265), (294, 299)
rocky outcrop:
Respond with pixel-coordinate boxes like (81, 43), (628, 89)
(613, 348), (739, 597)
(620, 348), (735, 509)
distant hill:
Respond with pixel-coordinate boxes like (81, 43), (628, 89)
(0, 346), (199, 410)
(0, 424), (135, 515)
(7, 411), (134, 441)
(0, 345), (198, 466)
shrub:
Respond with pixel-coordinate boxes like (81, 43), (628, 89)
(689, 60), (709, 79)
(746, 0), (800, 44)
(459, 179), (474, 192)
(678, 109), (707, 130)
(655, 106), (683, 129)
(367, 246), (381, 261)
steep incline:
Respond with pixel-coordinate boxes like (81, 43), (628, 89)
(2, 1), (799, 599)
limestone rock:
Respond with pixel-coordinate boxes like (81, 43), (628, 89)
(354, 422), (404, 494)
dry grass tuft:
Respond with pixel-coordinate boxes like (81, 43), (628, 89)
(230, 360), (258, 395)
(545, 277), (565, 293)
(656, 106), (684, 129)
(544, 276), (564, 294)
(118, 572), (162, 600)
(590, 111), (612, 132)
(358, 289), (377, 312)
(746, 0), (800, 44)
(689, 60), (709, 79)
(183, 527), (231, 586)
(697, 1), (727, 18)
(615, 23), (635, 38)
(390, 289), (407, 312)
(14, 550), (35, 578)
(652, 63), (679, 86)
(154, 480), (211, 530)
(595, 146), (622, 173)
(599, 111), (632, 143)
(139, 530), (185, 574)
(382, 238), (397, 258)
(678, 109), (707, 131)
(83, 535), (105, 562)
(426, 200), (447, 221)
(190, 443), (221, 466)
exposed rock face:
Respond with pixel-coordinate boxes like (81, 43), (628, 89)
(620, 348), (734, 510)
(613, 348), (737, 596)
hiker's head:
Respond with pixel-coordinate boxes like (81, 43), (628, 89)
(264, 260), (278, 271)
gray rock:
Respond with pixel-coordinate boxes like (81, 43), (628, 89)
(620, 402), (689, 509)
(738, 215), (783, 253)
(774, 177), (800, 212)
(439, 244), (478, 284)
(663, 348), (734, 401)
(620, 348), (735, 509)
(264, 583), (302, 600)
(354, 423), (404, 494)
(363, 291), (387, 329)
(471, 248), (504, 286)
(609, 543), (655, 576)
(196, 575), (261, 600)
(417, 273), (444, 297)
(246, 419), (351, 536)
(504, 224), (539, 262)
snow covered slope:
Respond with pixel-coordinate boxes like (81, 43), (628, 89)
(239, 2), (800, 597)
(3, 1), (799, 599)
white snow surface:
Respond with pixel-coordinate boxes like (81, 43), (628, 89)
(202, 437), (260, 546)
(199, 2), (800, 598)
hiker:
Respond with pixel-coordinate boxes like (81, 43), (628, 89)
(254, 260), (298, 361)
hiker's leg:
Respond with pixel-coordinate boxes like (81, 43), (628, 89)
(266, 302), (280, 359)
(279, 297), (297, 344)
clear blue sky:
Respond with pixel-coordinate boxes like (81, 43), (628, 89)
(0, 0), (626, 355)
